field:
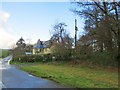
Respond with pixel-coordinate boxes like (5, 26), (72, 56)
(0, 49), (11, 58)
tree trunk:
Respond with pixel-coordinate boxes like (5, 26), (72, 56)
(103, 2), (113, 52)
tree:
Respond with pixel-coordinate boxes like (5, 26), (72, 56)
(50, 22), (67, 43)
(72, 1), (120, 53)
(50, 22), (73, 47)
(50, 22), (73, 60)
(16, 37), (26, 48)
(13, 37), (26, 56)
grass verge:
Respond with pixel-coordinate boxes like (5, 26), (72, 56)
(13, 62), (119, 88)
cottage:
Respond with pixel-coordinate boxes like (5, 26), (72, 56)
(33, 39), (51, 54)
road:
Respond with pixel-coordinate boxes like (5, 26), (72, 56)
(0, 55), (66, 88)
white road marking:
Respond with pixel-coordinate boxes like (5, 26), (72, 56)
(28, 74), (34, 77)
(2, 83), (7, 88)
(0, 81), (7, 88)
(0, 67), (4, 70)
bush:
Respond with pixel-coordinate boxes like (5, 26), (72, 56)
(89, 52), (118, 67)
(50, 43), (72, 61)
(12, 46), (118, 67)
(72, 51), (118, 67)
(12, 54), (54, 63)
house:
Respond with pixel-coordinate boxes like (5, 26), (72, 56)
(33, 39), (51, 54)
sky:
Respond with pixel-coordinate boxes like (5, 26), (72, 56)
(0, 1), (85, 49)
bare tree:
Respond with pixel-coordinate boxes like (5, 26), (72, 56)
(51, 22), (67, 43)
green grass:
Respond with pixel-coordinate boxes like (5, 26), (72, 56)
(17, 62), (118, 88)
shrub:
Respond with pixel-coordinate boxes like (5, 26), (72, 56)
(50, 43), (71, 61)
(72, 51), (118, 67)
(12, 54), (54, 63)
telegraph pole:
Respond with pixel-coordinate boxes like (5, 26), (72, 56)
(75, 19), (78, 48)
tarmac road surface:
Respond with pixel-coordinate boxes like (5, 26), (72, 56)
(0, 55), (66, 88)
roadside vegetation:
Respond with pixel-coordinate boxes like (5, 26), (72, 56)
(11, 53), (118, 88)
(11, 61), (118, 88)
(11, 1), (119, 88)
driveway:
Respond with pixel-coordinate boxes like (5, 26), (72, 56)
(0, 55), (66, 88)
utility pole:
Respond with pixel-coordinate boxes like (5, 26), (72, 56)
(75, 19), (78, 48)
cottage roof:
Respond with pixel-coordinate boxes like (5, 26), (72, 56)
(33, 39), (50, 49)
(33, 45), (48, 49)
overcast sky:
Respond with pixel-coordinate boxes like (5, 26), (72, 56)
(0, 1), (84, 49)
